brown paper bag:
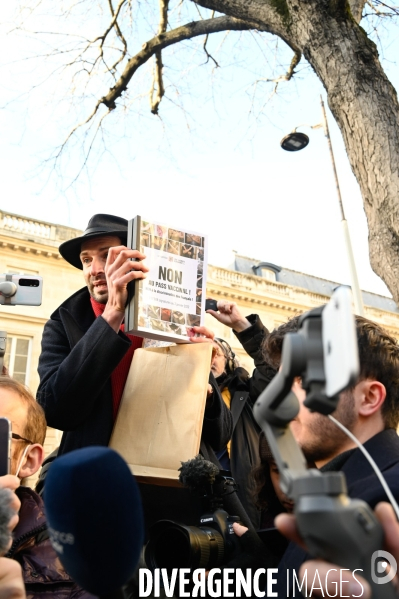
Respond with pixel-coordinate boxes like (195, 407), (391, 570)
(109, 342), (212, 485)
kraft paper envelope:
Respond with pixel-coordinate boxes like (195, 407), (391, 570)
(109, 342), (212, 485)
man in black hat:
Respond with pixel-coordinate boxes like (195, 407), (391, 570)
(37, 214), (232, 461)
(36, 214), (151, 456)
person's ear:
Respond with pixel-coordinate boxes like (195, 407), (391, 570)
(356, 379), (386, 417)
(18, 444), (44, 479)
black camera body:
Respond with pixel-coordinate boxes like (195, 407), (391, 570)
(145, 458), (244, 572)
(145, 508), (241, 572)
(198, 508), (241, 561)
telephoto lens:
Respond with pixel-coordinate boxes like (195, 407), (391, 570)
(145, 509), (241, 572)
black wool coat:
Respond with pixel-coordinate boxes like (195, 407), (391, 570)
(276, 428), (399, 598)
(37, 287), (232, 457)
(220, 314), (277, 529)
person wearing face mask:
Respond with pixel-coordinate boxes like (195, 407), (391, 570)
(0, 377), (94, 599)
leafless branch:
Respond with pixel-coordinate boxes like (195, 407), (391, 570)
(150, 51), (165, 113)
(202, 33), (219, 66)
(91, 0), (127, 46)
(107, 0), (128, 71)
(374, 0), (399, 14)
(150, 0), (169, 114)
(202, 10), (219, 67)
(53, 101), (108, 163)
(100, 15), (256, 111)
(107, 0), (127, 46)
(50, 14), (256, 159)
(348, 0), (367, 22)
(253, 49), (301, 86)
(64, 111), (110, 189)
(366, 0), (384, 13)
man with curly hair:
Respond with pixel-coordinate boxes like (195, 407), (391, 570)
(258, 314), (399, 596)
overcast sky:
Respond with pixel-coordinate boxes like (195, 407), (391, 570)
(1, 4), (399, 298)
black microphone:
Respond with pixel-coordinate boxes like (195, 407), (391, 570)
(179, 455), (254, 530)
(178, 454), (219, 490)
(44, 446), (144, 598)
(0, 487), (16, 555)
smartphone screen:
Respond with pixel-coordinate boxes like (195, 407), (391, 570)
(0, 418), (11, 476)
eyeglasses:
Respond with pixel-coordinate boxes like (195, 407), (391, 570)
(211, 347), (225, 360)
(12, 433), (34, 445)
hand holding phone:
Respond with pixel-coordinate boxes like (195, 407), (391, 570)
(205, 299), (218, 312)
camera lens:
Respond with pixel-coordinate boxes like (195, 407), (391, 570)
(19, 278), (40, 287)
(146, 521), (225, 572)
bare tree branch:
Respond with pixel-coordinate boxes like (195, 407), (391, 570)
(263, 49), (301, 84)
(91, 0), (127, 46)
(107, 0), (128, 71)
(107, 0), (127, 46)
(150, 51), (165, 113)
(202, 10), (219, 66)
(373, 0), (399, 15)
(52, 101), (109, 163)
(100, 15), (257, 110)
(366, 0), (384, 13)
(247, 47), (302, 107)
(203, 32), (220, 66)
(150, 0), (169, 114)
(348, 0), (367, 22)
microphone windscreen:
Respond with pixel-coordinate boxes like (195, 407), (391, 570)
(0, 487), (15, 555)
(44, 446), (144, 596)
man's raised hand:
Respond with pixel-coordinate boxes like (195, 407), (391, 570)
(206, 300), (250, 333)
(102, 246), (148, 331)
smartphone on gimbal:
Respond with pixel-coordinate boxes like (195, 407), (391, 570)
(0, 275), (42, 306)
(322, 286), (360, 398)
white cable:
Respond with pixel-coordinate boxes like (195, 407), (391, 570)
(328, 414), (399, 521)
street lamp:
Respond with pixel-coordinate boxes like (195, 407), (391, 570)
(281, 96), (364, 316)
(280, 131), (310, 152)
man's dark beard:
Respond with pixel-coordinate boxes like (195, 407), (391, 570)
(300, 390), (357, 465)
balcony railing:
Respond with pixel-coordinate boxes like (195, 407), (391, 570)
(0, 210), (81, 244)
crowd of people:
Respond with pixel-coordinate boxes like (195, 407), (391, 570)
(2, 212), (399, 598)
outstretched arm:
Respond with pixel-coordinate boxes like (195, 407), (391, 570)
(207, 301), (277, 400)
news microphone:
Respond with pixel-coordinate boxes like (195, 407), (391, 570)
(179, 454), (219, 490)
(179, 455), (254, 530)
(44, 446), (144, 598)
(0, 487), (16, 555)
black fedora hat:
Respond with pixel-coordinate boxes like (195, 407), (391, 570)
(59, 214), (128, 270)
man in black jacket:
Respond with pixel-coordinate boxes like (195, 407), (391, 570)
(37, 214), (232, 458)
(0, 377), (94, 598)
(233, 314), (399, 597)
(205, 301), (276, 528)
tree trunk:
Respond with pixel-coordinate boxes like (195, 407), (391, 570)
(194, 0), (399, 305)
